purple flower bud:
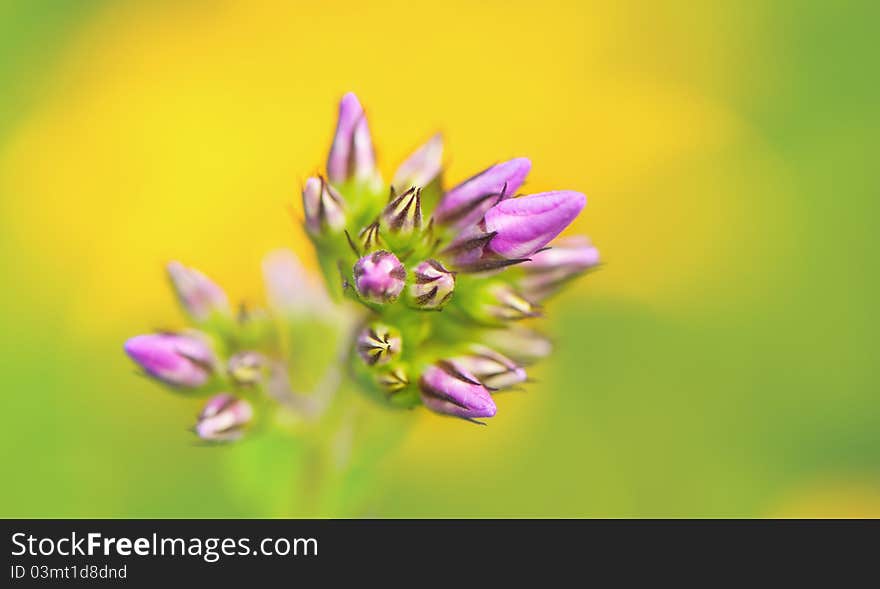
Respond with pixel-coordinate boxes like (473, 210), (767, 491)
(357, 323), (402, 366)
(228, 351), (265, 385)
(124, 332), (215, 387)
(353, 250), (406, 303)
(302, 177), (346, 235)
(410, 260), (455, 309)
(419, 361), (497, 419)
(167, 262), (230, 322)
(519, 236), (600, 300)
(434, 158), (531, 228)
(392, 133), (443, 192)
(453, 345), (526, 390)
(381, 186), (422, 234)
(194, 393), (253, 442)
(485, 191), (586, 259)
(327, 92), (376, 185)
(480, 326), (552, 365)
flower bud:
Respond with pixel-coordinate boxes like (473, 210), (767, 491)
(357, 324), (402, 366)
(194, 393), (253, 442)
(228, 351), (265, 385)
(353, 250), (406, 303)
(124, 332), (215, 387)
(453, 345), (526, 390)
(483, 285), (541, 321)
(435, 158), (531, 229)
(378, 367), (410, 396)
(419, 361), (497, 419)
(519, 236), (600, 300)
(392, 133), (443, 192)
(302, 176), (346, 235)
(327, 92), (376, 185)
(381, 186), (422, 234)
(409, 260), (455, 309)
(485, 191), (586, 258)
(480, 327), (552, 365)
(167, 262), (230, 322)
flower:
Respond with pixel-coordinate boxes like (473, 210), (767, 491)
(194, 394), (253, 442)
(166, 261), (230, 322)
(124, 332), (214, 387)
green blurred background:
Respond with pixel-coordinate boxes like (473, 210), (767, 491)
(1, 0), (877, 517)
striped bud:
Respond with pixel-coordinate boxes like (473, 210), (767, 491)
(382, 186), (423, 234)
(483, 285), (541, 321)
(357, 324), (402, 366)
(410, 260), (455, 309)
(378, 367), (410, 396)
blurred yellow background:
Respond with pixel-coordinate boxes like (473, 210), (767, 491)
(1, 0), (877, 516)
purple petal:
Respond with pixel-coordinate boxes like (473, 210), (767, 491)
(485, 191), (586, 258)
(435, 158), (531, 228)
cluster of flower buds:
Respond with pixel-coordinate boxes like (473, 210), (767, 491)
(124, 92), (599, 440)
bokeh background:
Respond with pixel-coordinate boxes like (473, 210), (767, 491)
(2, 0), (877, 517)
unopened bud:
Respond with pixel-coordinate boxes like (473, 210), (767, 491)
(381, 186), (422, 234)
(194, 393), (253, 442)
(483, 285), (541, 321)
(409, 260), (455, 309)
(453, 345), (526, 390)
(480, 326), (552, 365)
(392, 133), (443, 192)
(419, 361), (497, 420)
(302, 176), (346, 235)
(378, 367), (410, 396)
(518, 236), (600, 300)
(353, 250), (406, 303)
(167, 262), (230, 322)
(228, 351), (265, 385)
(357, 324), (402, 366)
(124, 332), (215, 388)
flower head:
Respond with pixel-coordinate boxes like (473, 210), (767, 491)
(125, 92), (597, 434)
